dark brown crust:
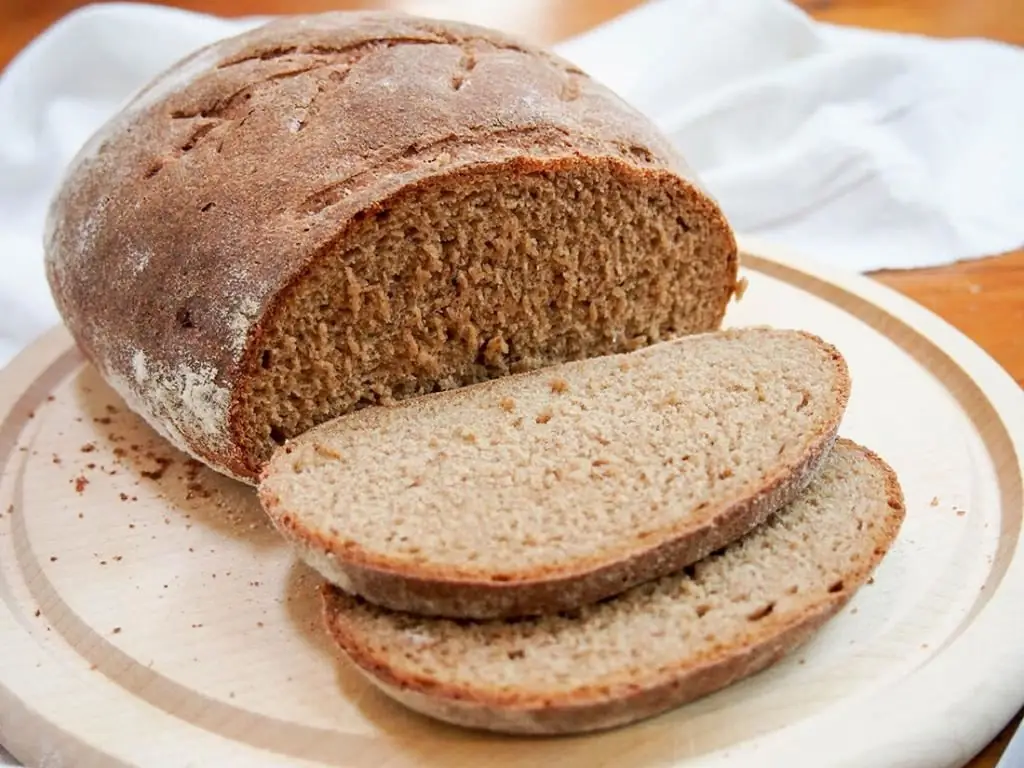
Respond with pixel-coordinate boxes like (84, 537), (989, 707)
(260, 330), (851, 619)
(43, 10), (738, 483)
(320, 438), (907, 735)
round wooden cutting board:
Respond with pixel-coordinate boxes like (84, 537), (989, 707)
(1, 239), (1022, 768)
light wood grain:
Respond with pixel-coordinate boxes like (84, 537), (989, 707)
(1, 1), (1021, 765)
(2, 242), (1023, 768)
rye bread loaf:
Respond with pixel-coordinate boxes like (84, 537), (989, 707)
(43, 10), (740, 484)
(259, 328), (850, 619)
(322, 438), (905, 735)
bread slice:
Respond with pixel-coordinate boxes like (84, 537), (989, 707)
(322, 438), (905, 735)
(259, 327), (850, 618)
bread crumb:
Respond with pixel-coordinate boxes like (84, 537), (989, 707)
(46, 395), (55, 402)
(930, 496), (939, 507)
(480, 335), (508, 365)
(112, 627), (121, 634)
(81, 443), (96, 453)
(734, 276), (749, 301)
(34, 609), (40, 617)
(956, 509), (966, 517)
(314, 443), (343, 460)
(6, 504), (13, 516)
(119, 493), (129, 501)
(499, 396), (516, 413)
(549, 378), (569, 394)
(73, 476), (89, 493)
(52, 454), (61, 465)
(141, 456), (173, 480)
(50, 556), (58, 562)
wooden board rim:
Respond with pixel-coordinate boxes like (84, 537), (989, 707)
(1, 237), (1022, 767)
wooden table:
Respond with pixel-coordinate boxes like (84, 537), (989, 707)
(1, 1), (1020, 765)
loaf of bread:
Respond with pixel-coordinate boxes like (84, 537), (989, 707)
(322, 438), (905, 735)
(43, 11), (740, 483)
(259, 328), (850, 618)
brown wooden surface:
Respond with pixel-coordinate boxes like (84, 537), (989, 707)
(0, 1), (1021, 765)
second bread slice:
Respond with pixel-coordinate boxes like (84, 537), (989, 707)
(259, 327), (850, 618)
(321, 439), (905, 734)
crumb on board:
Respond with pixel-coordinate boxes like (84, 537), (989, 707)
(73, 476), (89, 493)
(734, 276), (750, 301)
(34, 609), (40, 617)
(80, 443), (96, 453)
(957, 509), (966, 517)
(78, 512), (84, 519)
(49, 556), (58, 563)
(141, 457), (173, 481)
(867, 577), (875, 585)
(86, 463), (96, 470)
(120, 493), (129, 501)
(46, 395), (55, 402)
(94, 416), (111, 425)
(51, 455), (61, 465)
(5, 504), (13, 516)
(930, 496), (939, 507)
(112, 627), (121, 634)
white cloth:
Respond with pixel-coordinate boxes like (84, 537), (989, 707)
(2, 0), (1024, 370)
(1, 2), (1024, 763)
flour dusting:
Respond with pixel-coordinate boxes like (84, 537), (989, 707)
(227, 296), (261, 354)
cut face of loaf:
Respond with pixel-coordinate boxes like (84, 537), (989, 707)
(42, 11), (739, 483)
(322, 438), (906, 735)
(259, 328), (851, 619)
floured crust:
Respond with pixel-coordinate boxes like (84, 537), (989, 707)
(259, 330), (851, 618)
(320, 439), (906, 735)
(43, 10), (738, 483)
